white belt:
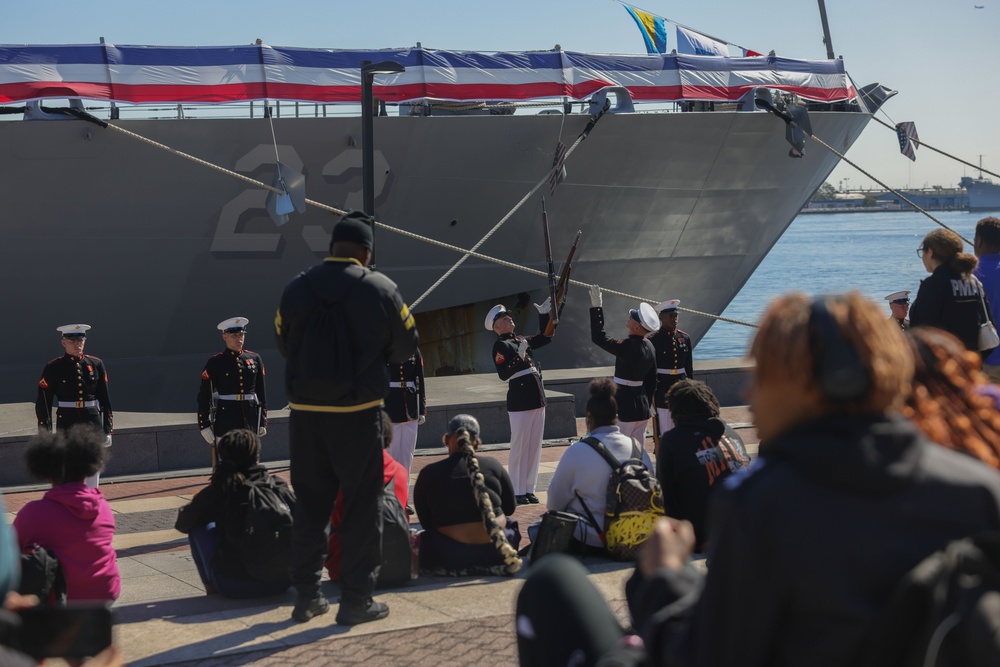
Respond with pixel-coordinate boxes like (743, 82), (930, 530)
(613, 377), (644, 387)
(507, 368), (538, 382)
(388, 382), (416, 389)
(657, 369), (687, 376)
(218, 393), (257, 401)
(57, 400), (98, 408)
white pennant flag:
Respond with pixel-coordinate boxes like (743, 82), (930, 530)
(676, 26), (729, 57)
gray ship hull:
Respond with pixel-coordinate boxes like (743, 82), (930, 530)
(0, 109), (870, 411)
(961, 176), (1000, 212)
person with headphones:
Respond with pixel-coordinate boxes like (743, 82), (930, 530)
(515, 292), (1000, 667)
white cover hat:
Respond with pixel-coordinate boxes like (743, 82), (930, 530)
(655, 299), (681, 313)
(629, 303), (660, 332)
(217, 317), (249, 332)
(57, 324), (91, 337)
(883, 291), (911, 303)
(484, 304), (508, 331)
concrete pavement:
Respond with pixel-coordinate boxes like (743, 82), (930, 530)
(3, 408), (756, 665)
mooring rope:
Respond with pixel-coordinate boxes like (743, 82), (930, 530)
(101, 119), (758, 328)
(869, 115), (1000, 182)
(409, 103), (606, 309)
(804, 130), (973, 246)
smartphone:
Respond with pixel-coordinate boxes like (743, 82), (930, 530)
(16, 604), (113, 660)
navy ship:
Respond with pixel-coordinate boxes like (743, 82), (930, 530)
(0, 44), (887, 410)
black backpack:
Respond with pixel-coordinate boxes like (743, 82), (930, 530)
(236, 477), (295, 583)
(291, 272), (360, 403)
(581, 436), (665, 561)
(376, 474), (412, 589)
(18, 544), (66, 605)
(859, 532), (1000, 667)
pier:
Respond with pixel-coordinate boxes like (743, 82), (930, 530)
(1, 361), (755, 665)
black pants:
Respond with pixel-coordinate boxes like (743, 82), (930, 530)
(288, 407), (383, 604)
(55, 407), (102, 433)
(516, 553), (625, 667)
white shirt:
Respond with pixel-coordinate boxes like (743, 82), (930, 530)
(546, 424), (654, 547)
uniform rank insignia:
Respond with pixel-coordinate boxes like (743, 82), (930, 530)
(38, 377), (48, 389)
(201, 369), (209, 380)
(495, 352), (505, 364)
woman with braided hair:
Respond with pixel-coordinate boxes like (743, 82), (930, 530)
(413, 414), (522, 576)
(902, 326), (1000, 470)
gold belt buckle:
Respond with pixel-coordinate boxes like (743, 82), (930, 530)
(76, 401), (85, 408)
(236, 393), (245, 400)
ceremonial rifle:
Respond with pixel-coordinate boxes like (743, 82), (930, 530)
(541, 198), (559, 329)
(543, 230), (582, 337)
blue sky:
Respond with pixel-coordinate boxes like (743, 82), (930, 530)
(4, 0), (997, 191)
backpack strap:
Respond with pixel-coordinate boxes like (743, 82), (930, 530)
(573, 490), (606, 545)
(581, 436), (624, 471)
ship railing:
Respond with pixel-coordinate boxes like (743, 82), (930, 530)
(1, 89), (857, 122)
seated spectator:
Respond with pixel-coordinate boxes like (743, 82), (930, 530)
(901, 326), (1000, 470)
(13, 426), (120, 602)
(657, 379), (750, 551)
(413, 415), (521, 576)
(325, 410), (409, 584)
(175, 429), (294, 598)
(545, 378), (654, 556)
(516, 292), (1000, 667)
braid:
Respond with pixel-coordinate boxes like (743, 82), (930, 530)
(456, 429), (522, 574)
(903, 329), (1000, 470)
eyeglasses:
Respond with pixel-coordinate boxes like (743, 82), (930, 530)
(916, 246), (926, 258)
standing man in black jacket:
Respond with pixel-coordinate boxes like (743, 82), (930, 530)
(275, 211), (418, 626)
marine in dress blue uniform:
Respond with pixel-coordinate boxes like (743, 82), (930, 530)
(588, 286), (657, 445)
(649, 299), (694, 435)
(36, 324), (113, 487)
(488, 301), (553, 504)
(197, 317), (268, 466)
(884, 291), (911, 331)
(384, 348), (427, 485)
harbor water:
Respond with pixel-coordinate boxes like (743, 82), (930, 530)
(696, 209), (1000, 360)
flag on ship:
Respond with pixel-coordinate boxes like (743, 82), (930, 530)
(623, 5), (668, 54)
(895, 122), (920, 161)
(741, 47), (764, 57)
(677, 26), (729, 56)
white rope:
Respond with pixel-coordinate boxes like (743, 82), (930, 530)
(102, 122), (758, 328)
(804, 129), (973, 245)
(408, 123), (590, 309)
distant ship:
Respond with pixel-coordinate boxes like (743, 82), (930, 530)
(0, 44), (887, 410)
(960, 176), (1000, 212)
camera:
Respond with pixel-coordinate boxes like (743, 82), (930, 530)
(14, 604), (113, 660)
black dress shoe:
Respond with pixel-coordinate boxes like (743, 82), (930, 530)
(525, 493), (540, 504)
(292, 593), (330, 623)
(336, 598), (390, 625)
(515, 494), (530, 505)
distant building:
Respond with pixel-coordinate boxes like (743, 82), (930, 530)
(871, 188), (967, 211)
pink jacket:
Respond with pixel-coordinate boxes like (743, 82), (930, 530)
(14, 483), (120, 602)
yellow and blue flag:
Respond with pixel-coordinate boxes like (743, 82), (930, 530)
(623, 5), (667, 54)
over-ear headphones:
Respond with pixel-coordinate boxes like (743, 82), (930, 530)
(808, 298), (871, 403)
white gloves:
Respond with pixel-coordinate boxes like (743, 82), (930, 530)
(589, 284), (603, 308)
(533, 297), (552, 315)
(201, 426), (215, 445)
(517, 339), (529, 359)
(104, 434), (113, 448)
(418, 415), (426, 425)
(258, 426), (267, 437)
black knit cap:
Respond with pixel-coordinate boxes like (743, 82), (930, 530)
(330, 210), (374, 250)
